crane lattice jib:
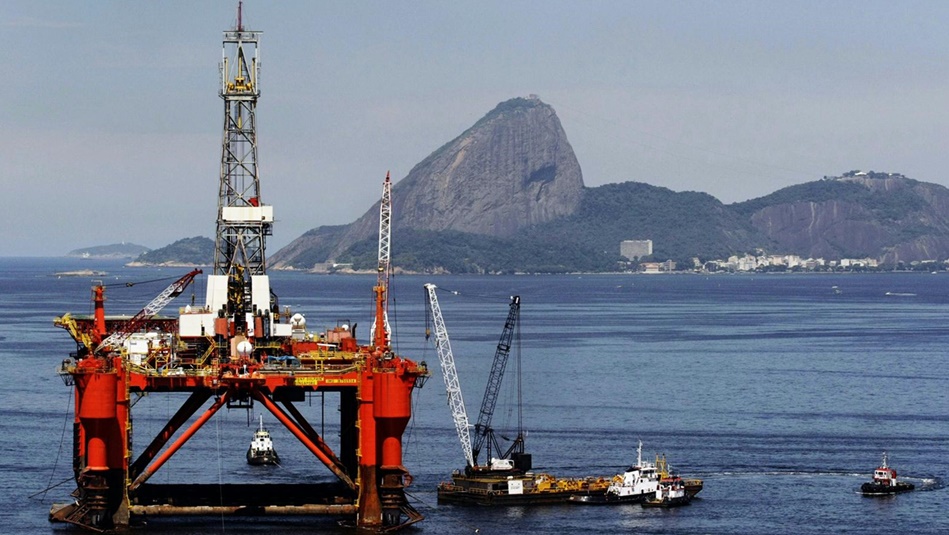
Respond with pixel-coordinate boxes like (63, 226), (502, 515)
(471, 295), (520, 465)
(377, 171), (392, 291)
(371, 172), (393, 344)
(95, 269), (203, 353)
(424, 284), (474, 468)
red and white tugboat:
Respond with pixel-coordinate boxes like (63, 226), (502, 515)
(860, 451), (914, 496)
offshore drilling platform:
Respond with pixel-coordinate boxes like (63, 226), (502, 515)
(50, 6), (428, 532)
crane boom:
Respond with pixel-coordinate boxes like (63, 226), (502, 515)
(424, 283), (474, 468)
(377, 171), (392, 290)
(471, 295), (521, 466)
(371, 171), (392, 347)
(95, 269), (203, 354)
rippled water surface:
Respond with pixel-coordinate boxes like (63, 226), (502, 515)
(1, 258), (947, 534)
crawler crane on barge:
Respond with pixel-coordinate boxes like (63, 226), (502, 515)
(49, 6), (428, 532)
(425, 289), (611, 505)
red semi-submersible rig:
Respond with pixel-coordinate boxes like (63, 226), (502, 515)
(50, 6), (428, 532)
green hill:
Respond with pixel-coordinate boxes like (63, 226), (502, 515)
(331, 182), (772, 273)
(130, 237), (213, 266)
(530, 182), (771, 265)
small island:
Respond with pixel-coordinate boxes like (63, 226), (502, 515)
(67, 243), (150, 260)
(55, 270), (109, 277)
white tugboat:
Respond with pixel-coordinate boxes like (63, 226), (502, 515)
(642, 474), (691, 508)
(569, 441), (702, 504)
(246, 415), (280, 466)
(861, 451), (914, 495)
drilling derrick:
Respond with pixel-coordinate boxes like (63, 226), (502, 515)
(210, 4), (274, 360)
(215, 7), (271, 283)
(50, 5), (428, 532)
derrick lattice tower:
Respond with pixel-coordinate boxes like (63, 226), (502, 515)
(215, 4), (272, 281)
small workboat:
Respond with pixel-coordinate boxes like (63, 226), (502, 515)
(860, 451), (913, 495)
(570, 441), (660, 504)
(246, 415), (280, 466)
(570, 441), (702, 505)
(641, 475), (691, 508)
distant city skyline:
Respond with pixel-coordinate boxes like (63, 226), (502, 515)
(5, 1), (949, 256)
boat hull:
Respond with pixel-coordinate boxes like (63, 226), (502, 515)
(247, 449), (281, 466)
(437, 473), (611, 506)
(437, 487), (580, 506)
(569, 492), (645, 505)
(642, 495), (691, 508)
(860, 482), (914, 496)
(683, 479), (704, 498)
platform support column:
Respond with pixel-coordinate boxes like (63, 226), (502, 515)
(356, 368), (381, 529)
(374, 365), (420, 528)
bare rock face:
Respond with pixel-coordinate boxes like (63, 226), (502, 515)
(271, 97), (584, 267)
(749, 199), (891, 259)
(392, 97), (583, 237)
(744, 171), (949, 263)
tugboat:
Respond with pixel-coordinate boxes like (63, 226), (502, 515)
(571, 442), (703, 505)
(246, 415), (280, 466)
(860, 451), (914, 495)
(570, 441), (661, 504)
(641, 475), (691, 508)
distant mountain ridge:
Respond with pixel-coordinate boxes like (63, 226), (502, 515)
(733, 171), (949, 264)
(67, 243), (150, 259)
(123, 98), (949, 272)
(269, 93), (949, 272)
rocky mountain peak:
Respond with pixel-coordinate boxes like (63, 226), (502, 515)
(271, 96), (585, 267)
(394, 95), (584, 236)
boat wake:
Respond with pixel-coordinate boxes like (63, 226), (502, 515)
(701, 470), (944, 492)
(909, 476), (944, 491)
(702, 470), (865, 478)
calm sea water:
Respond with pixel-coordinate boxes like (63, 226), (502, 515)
(1, 257), (946, 534)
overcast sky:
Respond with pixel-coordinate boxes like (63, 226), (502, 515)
(5, 1), (949, 256)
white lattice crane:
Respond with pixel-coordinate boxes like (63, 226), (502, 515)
(424, 283), (474, 468)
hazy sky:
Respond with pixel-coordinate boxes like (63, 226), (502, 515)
(5, 1), (949, 256)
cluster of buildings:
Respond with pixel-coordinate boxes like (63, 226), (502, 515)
(619, 240), (901, 273)
(702, 254), (880, 272)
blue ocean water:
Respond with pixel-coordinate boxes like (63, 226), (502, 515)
(1, 257), (947, 534)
